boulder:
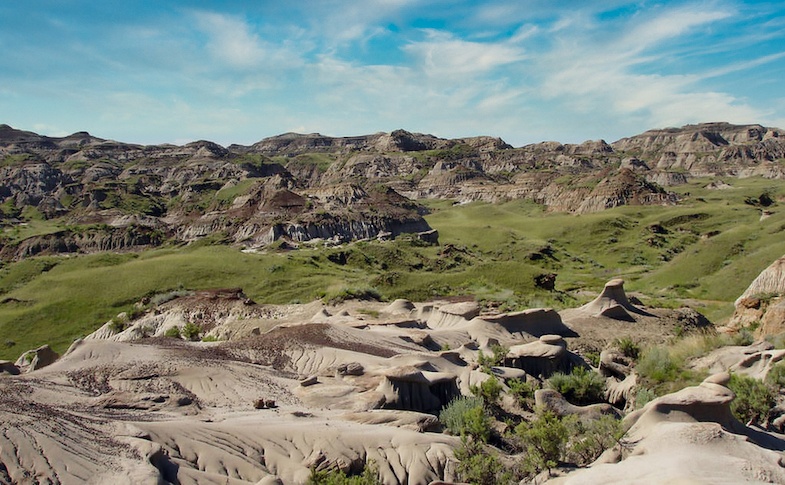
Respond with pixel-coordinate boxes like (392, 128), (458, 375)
(337, 362), (365, 376)
(15, 344), (59, 372)
(0, 360), (20, 375)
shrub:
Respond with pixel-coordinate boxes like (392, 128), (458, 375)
(322, 287), (382, 305)
(307, 461), (381, 485)
(765, 363), (785, 389)
(470, 376), (503, 405)
(439, 396), (492, 442)
(568, 415), (625, 465)
(728, 373), (775, 425)
(507, 377), (536, 409)
(164, 326), (181, 338)
(636, 346), (682, 384)
(547, 367), (606, 405)
(454, 437), (517, 485)
(615, 337), (640, 360)
(181, 322), (202, 341)
(108, 317), (128, 334)
(515, 409), (574, 476)
(477, 344), (508, 370)
(634, 387), (657, 409)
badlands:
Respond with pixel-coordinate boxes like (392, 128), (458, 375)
(3, 277), (785, 484)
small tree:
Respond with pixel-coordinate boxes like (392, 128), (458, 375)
(308, 461), (381, 485)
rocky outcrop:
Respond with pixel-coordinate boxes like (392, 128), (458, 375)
(2, 122), (784, 259)
(505, 335), (587, 378)
(534, 389), (622, 420)
(726, 255), (785, 337)
(15, 344), (59, 372)
(578, 278), (653, 321)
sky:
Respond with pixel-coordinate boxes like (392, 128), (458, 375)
(1, 1), (784, 148)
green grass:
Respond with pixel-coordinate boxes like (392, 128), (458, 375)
(215, 179), (258, 204)
(2, 176), (785, 360)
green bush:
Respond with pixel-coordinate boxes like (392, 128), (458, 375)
(307, 461), (381, 485)
(515, 409), (574, 476)
(439, 396), (492, 443)
(108, 316), (128, 334)
(634, 387), (657, 409)
(470, 376), (503, 405)
(615, 337), (640, 360)
(454, 437), (517, 485)
(164, 326), (181, 338)
(728, 373), (775, 425)
(507, 378), (536, 409)
(765, 363), (785, 389)
(568, 415), (625, 465)
(181, 322), (202, 341)
(547, 367), (606, 405)
(477, 344), (508, 370)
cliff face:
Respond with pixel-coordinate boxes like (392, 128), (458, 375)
(1, 122), (784, 258)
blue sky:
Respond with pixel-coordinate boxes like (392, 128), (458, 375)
(1, 1), (784, 147)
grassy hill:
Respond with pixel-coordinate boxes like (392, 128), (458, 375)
(1, 176), (784, 360)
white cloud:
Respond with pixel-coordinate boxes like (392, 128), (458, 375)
(404, 30), (526, 77)
(192, 11), (304, 71)
(193, 12), (266, 68)
(535, 3), (771, 131)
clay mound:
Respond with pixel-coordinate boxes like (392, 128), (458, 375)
(577, 278), (653, 321)
(382, 299), (416, 315)
(426, 301), (481, 328)
(735, 255), (785, 305)
(727, 255), (785, 336)
(535, 389), (622, 420)
(505, 335), (587, 378)
(692, 340), (785, 381)
(476, 308), (578, 338)
(139, 416), (458, 484)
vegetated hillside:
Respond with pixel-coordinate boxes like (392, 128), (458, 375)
(1, 122), (785, 358)
(1, 121), (784, 259)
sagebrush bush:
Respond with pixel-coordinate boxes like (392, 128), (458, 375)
(181, 322), (202, 341)
(568, 415), (626, 465)
(454, 437), (517, 485)
(308, 461), (381, 485)
(515, 409), (574, 475)
(477, 344), (508, 370)
(470, 376), (503, 405)
(636, 346), (681, 383)
(765, 363), (785, 389)
(728, 373), (775, 425)
(164, 326), (181, 338)
(439, 396), (492, 442)
(547, 367), (606, 405)
(507, 377), (536, 409)
(615, 337), (640, 360)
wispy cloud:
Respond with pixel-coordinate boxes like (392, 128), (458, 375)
(1, 1), (784, 146)
(404, 30), (526, 77)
